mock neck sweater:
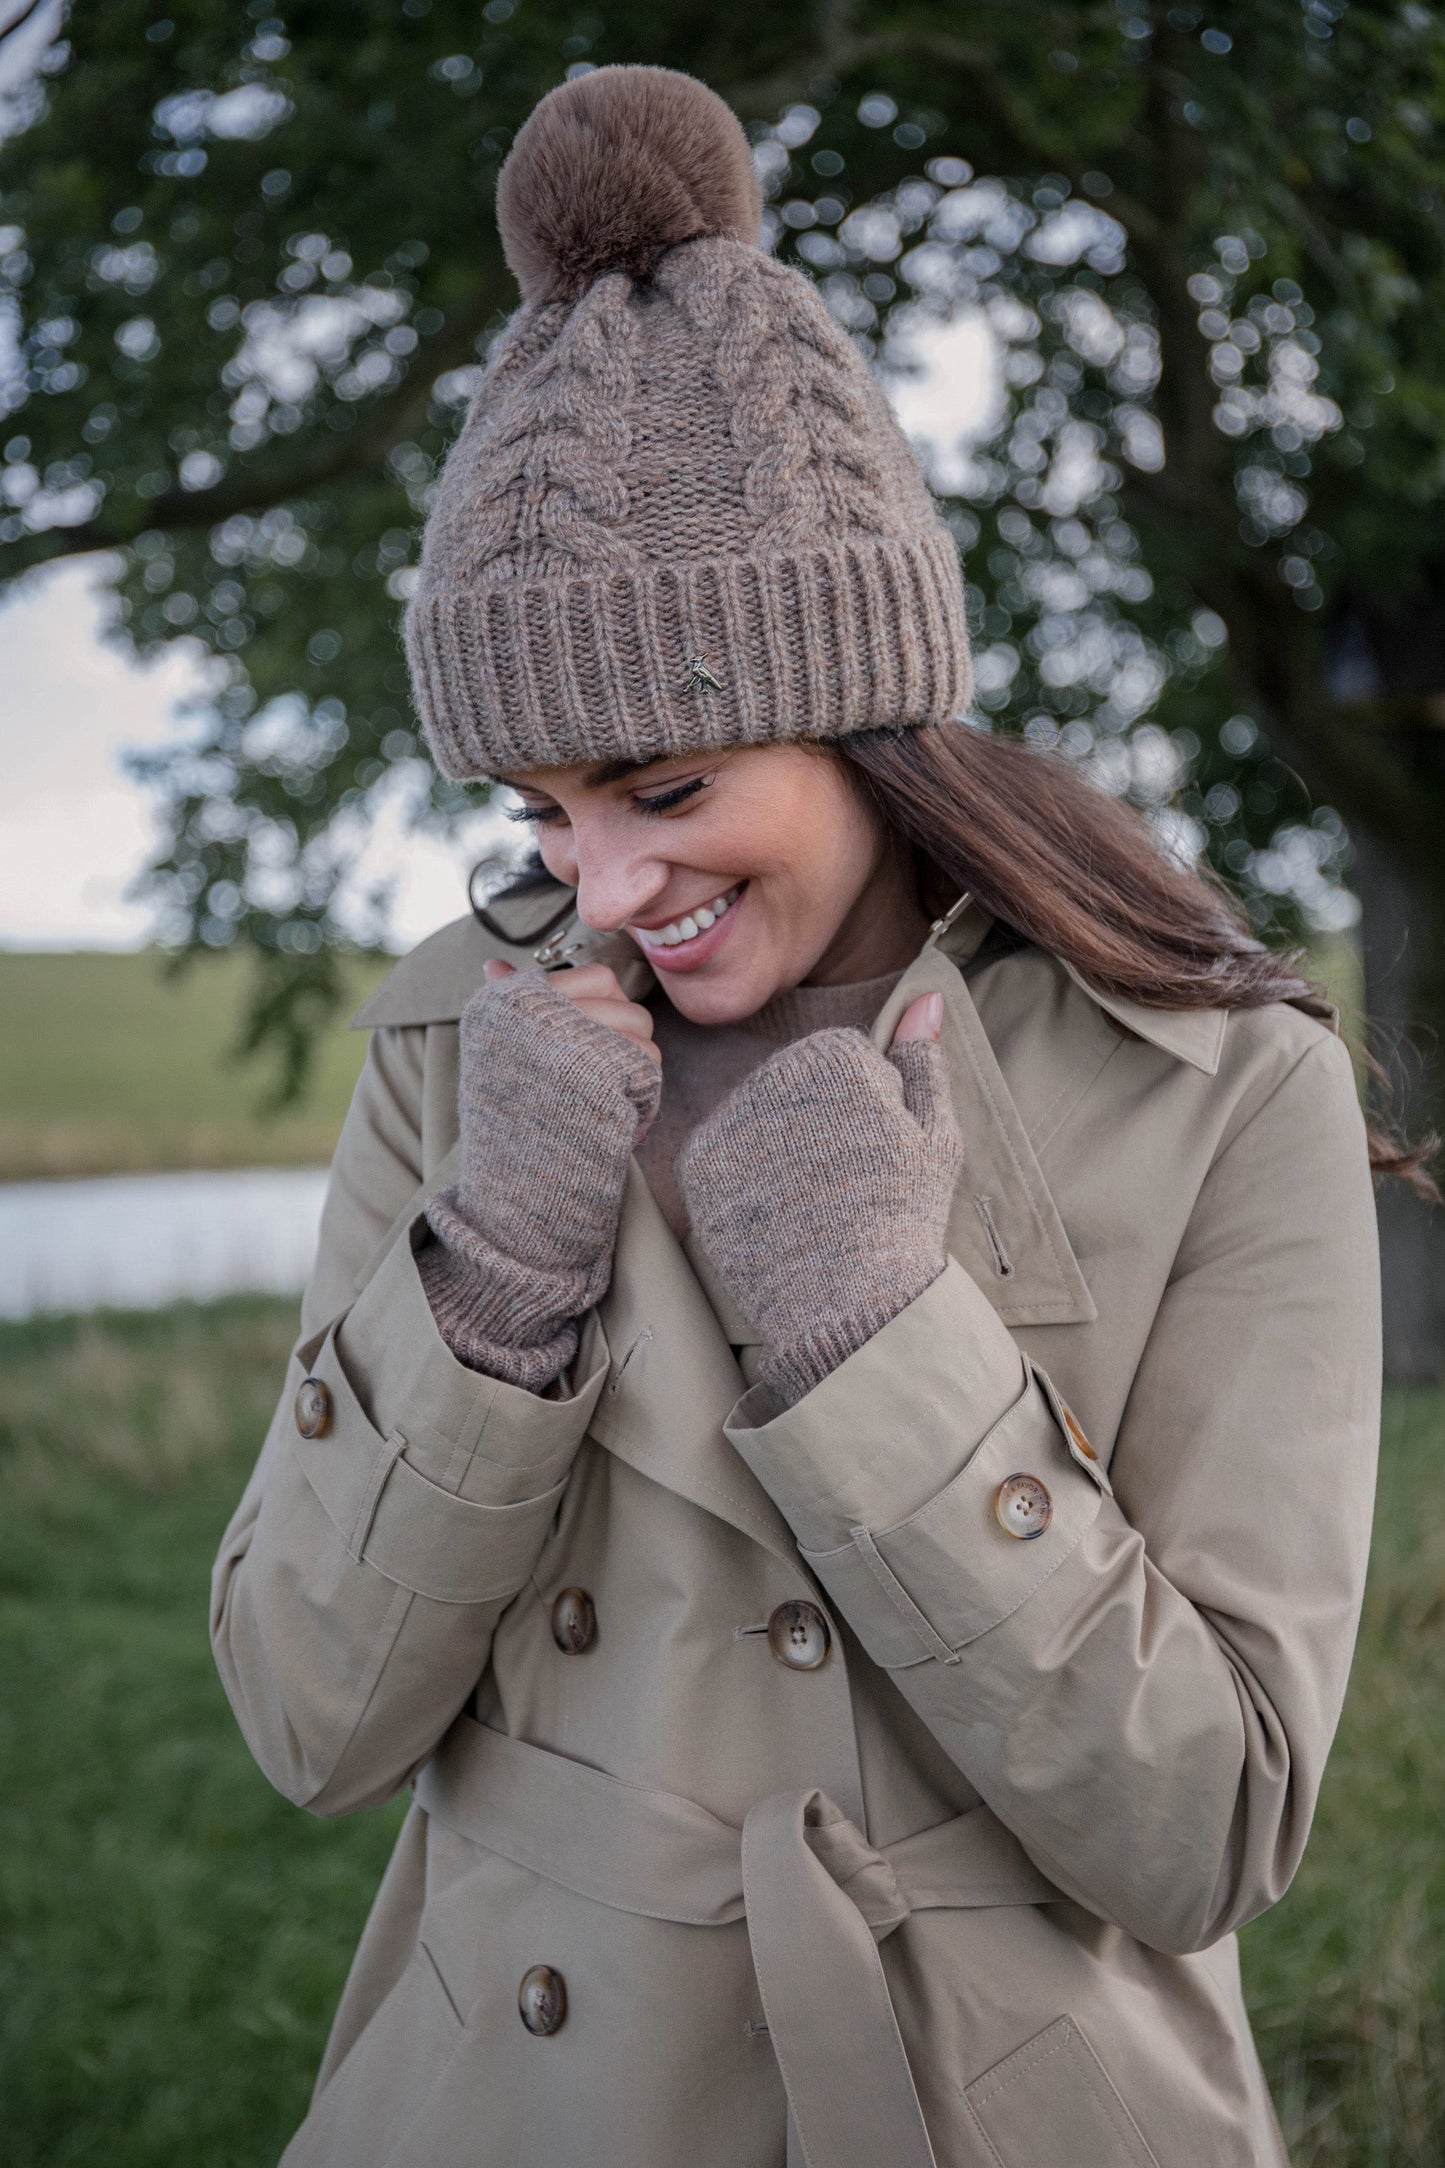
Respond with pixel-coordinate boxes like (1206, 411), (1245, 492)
(635, 969), (905, 1240)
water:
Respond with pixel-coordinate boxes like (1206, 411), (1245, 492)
(0, 1166), (329, 1320)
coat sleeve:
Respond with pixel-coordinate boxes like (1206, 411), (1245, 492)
(725, 1029), (1381, 1955)
(210, 1026), (607, 1817)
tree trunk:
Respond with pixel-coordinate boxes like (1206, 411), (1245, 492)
(1351, 825), (1445, 1384)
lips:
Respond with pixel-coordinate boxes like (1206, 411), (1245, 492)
(633, 885), (740, 949)
(631, 883), (744, 973)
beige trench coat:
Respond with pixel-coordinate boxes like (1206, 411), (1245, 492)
(212, 887), (1381, 2168)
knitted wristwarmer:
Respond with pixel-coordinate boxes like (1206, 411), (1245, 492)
(677, 1027), (962, 1408)
(420, 971), (661, 1392)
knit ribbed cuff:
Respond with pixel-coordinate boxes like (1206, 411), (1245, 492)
(759, 1260), (949, 1410)
(420, 1188), (611, 1394)
(407, 527), (971, 778)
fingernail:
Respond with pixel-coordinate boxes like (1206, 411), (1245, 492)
(483, 957), (513, 980)
(923, 992), (943, 1035)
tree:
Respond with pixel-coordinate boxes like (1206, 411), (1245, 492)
(2, 0), (1442, 1368)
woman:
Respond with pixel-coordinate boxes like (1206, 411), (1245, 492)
(213, 65), (1397, 2168)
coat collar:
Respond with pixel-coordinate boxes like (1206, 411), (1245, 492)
(1060, 963), (1226, 1075)
(351, 885), (1230, 1335)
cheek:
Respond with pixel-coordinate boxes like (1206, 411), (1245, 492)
(760, 787), (877, 909)
(536, 827), (577, 881)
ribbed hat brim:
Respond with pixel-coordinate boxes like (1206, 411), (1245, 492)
(407, 527), (972, 778)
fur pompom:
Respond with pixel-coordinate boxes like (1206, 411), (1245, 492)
(495, 65), (762, 303)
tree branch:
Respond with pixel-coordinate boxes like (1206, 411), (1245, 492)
(723, 27), (1163, 249)
(162, 293), (498, 526)
(1118, 459), (1236, 549)
(2, 293), (499, 578)
(1130, 32), (1233, 494)
(1197, 560), (1445, 899)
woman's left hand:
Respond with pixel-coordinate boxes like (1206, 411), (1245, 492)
(676, 992), (962, 1406)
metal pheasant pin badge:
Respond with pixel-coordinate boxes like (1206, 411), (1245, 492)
(683, 655), (724, 694)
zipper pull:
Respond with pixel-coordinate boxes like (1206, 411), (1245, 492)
(927, 891), (973, 946)
(532, 927), (591, 970)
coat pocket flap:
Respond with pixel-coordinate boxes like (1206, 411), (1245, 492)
(964, 2015), (1160, 2168)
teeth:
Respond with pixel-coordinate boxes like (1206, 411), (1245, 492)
(637, 885), (740, 951)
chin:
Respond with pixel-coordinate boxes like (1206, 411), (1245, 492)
(658, 960), (784, 1027)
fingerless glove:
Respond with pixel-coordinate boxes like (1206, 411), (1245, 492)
(677, 1027), (962, 1407)
(421, 970), (661, 1392)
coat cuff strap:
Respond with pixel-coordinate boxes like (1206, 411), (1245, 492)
(285, 1321), (600, 1603)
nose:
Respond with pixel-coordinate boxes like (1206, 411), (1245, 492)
(566, 823), (670, 935)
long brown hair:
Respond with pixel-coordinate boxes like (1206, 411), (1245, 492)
(837, 720), (1437, 1195)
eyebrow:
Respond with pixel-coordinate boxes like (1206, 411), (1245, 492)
(581, 756), (663, 789)
(508, 753), (703, 798)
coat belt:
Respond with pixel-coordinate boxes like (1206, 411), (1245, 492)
(415, 1717), (1058, 2168)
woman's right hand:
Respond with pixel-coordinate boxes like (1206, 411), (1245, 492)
(419, 966), (662, 1389)
(483, 956), (661, 1079)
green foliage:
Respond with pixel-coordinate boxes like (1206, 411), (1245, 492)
(1243, 1384), (1445, 2164)
(0, 1294), (1441, 2163)
(0, 947), (385, 1175)
(3, 2), (1445, 1089)
(0, 1297), (408, 2167)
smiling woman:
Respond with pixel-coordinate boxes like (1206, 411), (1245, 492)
(499, 742), (928, 1014)
(211, 63), (1397, 2168)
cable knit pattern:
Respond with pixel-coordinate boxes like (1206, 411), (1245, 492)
(654, 243), (897, 543)
(420, 971), (661, 1392)
(676, 1029), (963, 1408)
(405, 67), (972, 779)
(461, 275), (639, 577)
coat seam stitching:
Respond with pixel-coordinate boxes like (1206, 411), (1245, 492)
(1200, 1033), (1334, 1185)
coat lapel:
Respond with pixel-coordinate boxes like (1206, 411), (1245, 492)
(872, 904), (1096, 1329)
(589, 1163), (802, 1566)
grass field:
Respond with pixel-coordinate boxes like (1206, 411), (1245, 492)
(0, 1299), (1440, 2165)
(0, 950), (389, 1180)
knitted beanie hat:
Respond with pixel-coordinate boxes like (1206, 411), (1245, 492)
(406, 65), (972, 779)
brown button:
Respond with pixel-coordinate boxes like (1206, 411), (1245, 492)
(995, 1473), (1052, 1540)
(550, 1587), (596, 1654)
(518, 1964), (567, 2036)
(1061, 1406), (1097, 1461)
(767, 1600), (831, 1671)
(294, 1377), (332, 1439)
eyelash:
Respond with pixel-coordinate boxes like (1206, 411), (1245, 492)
(504, 775), (712, 826)
(636, 776), (713, 816)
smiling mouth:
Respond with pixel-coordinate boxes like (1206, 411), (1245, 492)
(632, 883), (743, 953)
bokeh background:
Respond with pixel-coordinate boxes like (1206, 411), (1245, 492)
(1, 4), (1442, 2163)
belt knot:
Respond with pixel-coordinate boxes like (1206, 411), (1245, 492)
(800, 1794), (910, 1939)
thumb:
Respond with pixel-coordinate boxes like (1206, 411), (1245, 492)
(483, 957), (517, 982)
(889, 990), (943, 1046)
(885, 996), (957, 1155)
